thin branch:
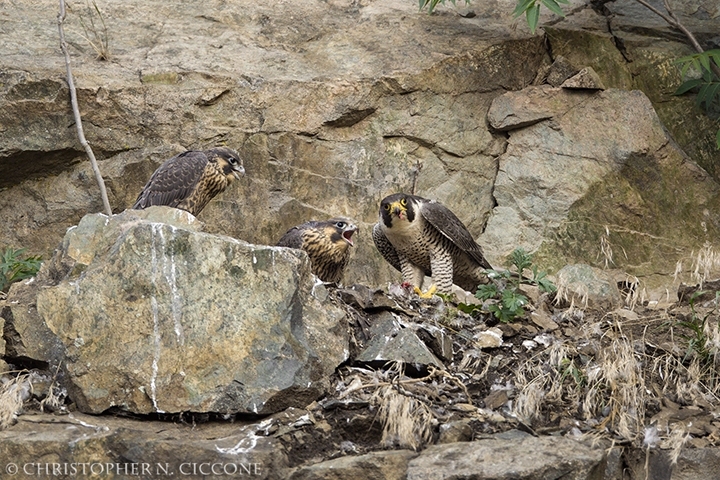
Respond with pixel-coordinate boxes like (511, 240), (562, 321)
(635, 0), (720, 78)
(57, 0), (112, 216)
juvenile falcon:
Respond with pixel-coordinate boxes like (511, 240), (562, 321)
(372, 193), (492, 295)
(132, 147), (244, 217)
(277, 218), (358, 284)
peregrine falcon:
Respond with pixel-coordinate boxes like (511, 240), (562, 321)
(372, 193), (492, 295)
(277, 218), (358, 284)
(132, 147), (245, 217)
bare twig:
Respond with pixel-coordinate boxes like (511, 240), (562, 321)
(57, 0), (112, 216)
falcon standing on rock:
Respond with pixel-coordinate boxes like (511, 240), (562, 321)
(372, 193), (492, 295)
(132, 147), (245, 217)
(277, 218), (358, 284)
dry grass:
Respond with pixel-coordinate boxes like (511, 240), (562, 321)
(690, 243), (720, 287)
(587, 338), (646, 441)
(554, 272), (589, 310)
(72, 0), (111, 61)
(599, 226), (614, 269)
(371, 385), (434, 450)
(663, 423), (690, 466)
(513, 342), (582, 423)
(335, 363), (473, 451)
(0, 373), (32, 430)
(513, 335), (646, 442)
(40, 367), (67, 414)
(622, 275), (641, 310)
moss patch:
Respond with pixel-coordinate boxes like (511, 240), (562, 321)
(535, 149), (720, 281)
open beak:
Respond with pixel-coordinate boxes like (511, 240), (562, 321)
(342, 225), (358, 247)
(391, 203), (406, 220)
(232, 165), (245, 180)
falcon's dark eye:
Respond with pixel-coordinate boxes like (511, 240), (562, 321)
(228, 157), (238, 165)
(400, 198), (407, 207)
(335, 221), (346, 229)
(383, 204), (391, 211)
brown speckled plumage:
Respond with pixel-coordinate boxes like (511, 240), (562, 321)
(372, 193), (492, 294)
(277, 218), (358, 283)
(132, 147), (244, 216)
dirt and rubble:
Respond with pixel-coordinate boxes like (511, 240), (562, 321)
(2, 276), (720, 479)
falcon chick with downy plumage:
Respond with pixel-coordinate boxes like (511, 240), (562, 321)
(277, 218), (358, 284)
(372, 193), (492, 295)
(132, 147), (244, 217)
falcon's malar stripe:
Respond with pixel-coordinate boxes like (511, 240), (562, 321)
(373, 193), (492, 294)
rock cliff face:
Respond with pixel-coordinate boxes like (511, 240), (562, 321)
(1, 0), (719, 298)
(2, 1), (720, 477)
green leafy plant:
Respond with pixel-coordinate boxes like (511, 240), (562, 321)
(558, 357), (586, 388)
(512, 0), (569, 34)
(674, 50), (720, 148)
(677, 290), (719, 364)
(460, 248), (556, 323)
(0, 248), (42, 293)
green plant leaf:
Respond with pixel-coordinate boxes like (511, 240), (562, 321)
(476, 283), (499, 301)
(513, 0), (536, 18)
(502, 289), (528, 314)
(509, 248), (533, 276)
(1, 247), (42, 292)
(488, 303), (515, 323)
(699, 53), (712, 74)
(698, 83), (710, 106)
(674, 78), (704, 95)
(526, 4), (540, 33)
(457, 302), (481, 314)
(540, 0), (566, 17)
(707, 82), (720, 106)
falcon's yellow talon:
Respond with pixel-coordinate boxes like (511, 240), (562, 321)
(414, 284), (437, 299)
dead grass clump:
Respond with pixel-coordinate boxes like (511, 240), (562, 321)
(691, 243), (720, 288)
(40, 382), (67, 413)
(513, 336), (647, 442)
(663, 423), (690, 466)
(371, 385), (434, 451)
(554, 273), (590, 311)
(513, 380), (546, 423)
(585, 338), (646, 441)
(74, 0), (111, 60)
(652, 354), (720, 405)
(599, 226), (614, 269)
(334, 364), (470, 451)
(0, 373), (32, 430)
(513, 341), (582, 423)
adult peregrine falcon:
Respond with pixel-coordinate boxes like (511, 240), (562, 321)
(277, 218), (358, 283)
(132, 147), (244, 217)
(372, 193), (492, 295)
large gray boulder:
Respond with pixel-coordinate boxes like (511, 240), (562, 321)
(4, 207), (349, 415)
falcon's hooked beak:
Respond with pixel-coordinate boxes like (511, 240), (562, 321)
(231, 164), (245, 181)
(390, 201), (407, 220)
